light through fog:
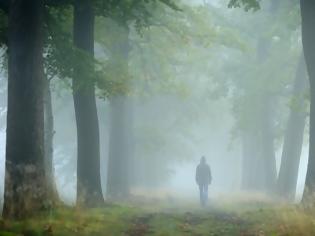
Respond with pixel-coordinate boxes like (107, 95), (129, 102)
(0, 0), (311, 224)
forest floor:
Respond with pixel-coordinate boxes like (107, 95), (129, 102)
(1, 194), (315, 236)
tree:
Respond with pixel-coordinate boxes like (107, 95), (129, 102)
(300, 0), (315, 201)
(96, 0), (179, 198)
(248, 0), (280, 193)
(112, 2), (244, 188)
(73, 0), (104, 206)
(227, 0), (303, 195)
(277, 54), (308, 201)
(43, 75), (59, 202)
(230, 3), (279, 193)
(3, 0), (48, 219)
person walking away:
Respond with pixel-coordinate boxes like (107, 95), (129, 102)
(195, 156), (212, 206)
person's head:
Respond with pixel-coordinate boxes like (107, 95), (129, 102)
(200, 156), (206, 164)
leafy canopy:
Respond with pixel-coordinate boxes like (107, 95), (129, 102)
(228, 0), (260, 11)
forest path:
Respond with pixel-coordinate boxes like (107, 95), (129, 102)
(124, 201), (266, 236)
(0, 198), (314, 235)
(125, 209), (253, 236)
(122, 196), (315, 236)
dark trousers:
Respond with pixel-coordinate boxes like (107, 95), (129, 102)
(199, 184), (208, 207)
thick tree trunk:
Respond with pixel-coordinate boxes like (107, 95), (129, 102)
(3, 0), (47, 219)
(107, 25), (131, 198)
(73, 0), (104, 206)
(44, 78), (59, 202)
(277, 55), (308, 201)
(300, 0), (315, 201)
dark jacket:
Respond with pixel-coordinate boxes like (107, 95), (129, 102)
(196, 162), (212, 185)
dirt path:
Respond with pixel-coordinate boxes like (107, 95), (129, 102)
(125, 208), (258, 236)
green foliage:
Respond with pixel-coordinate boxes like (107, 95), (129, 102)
(42, 0), (180, 97)
(124, 3), (246, 97)
(95, 0), (180, 32)
(0, 10), (7, 47)
(93, 1), (257, 184)
(44, 6), (73, 81)
(44, 5), (113, 95)
(228, 0), (260, 11)
(207, 0), (303, 147)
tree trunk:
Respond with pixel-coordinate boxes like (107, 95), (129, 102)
(277, 55), (308, 201)
(73, 0), (104, 206)
(107, 25), (131, 198)
(255, 0), (281, 194)
(241, 36), (277, 193)
(260, 96), (277, 193)
(300, 0), (315, 201)
(3, 0), (47, 219)
(241, 127), (262, 190)
(44, 77), (59, 202)
(255, 31), (277, 193)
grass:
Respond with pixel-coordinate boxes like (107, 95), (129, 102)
(1, 197), (315, 235)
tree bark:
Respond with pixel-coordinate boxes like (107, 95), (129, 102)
(3, 0), (47, 219)
(73, 0), (104, 206)
(277, 55), (308, 201)
(44, 77), (59, 202)
(300, 0), (315, 201)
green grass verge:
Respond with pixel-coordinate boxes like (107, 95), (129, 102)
(0, 201), (315, 235)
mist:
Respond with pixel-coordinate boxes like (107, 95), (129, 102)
(0, 0), (315, 235)
(0, 0), (308, 206)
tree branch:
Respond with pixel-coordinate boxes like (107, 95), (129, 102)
(0, 0), (73, 14)
(0, 0), (9, 13)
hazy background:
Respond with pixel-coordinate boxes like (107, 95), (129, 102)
(0, 0), (308, 206)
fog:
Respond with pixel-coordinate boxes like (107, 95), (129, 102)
(0, 0), (310, 213)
